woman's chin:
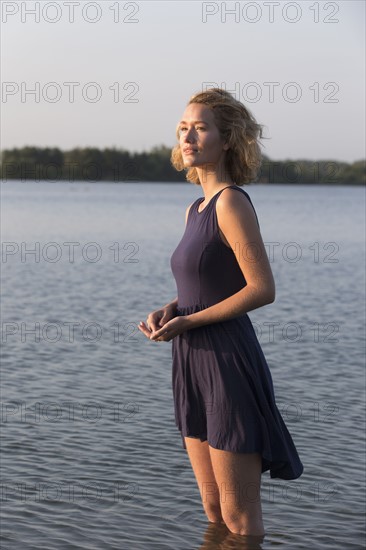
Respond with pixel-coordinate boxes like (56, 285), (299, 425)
(183, 159), (200, 168)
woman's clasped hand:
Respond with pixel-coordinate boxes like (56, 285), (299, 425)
(138, 306), (190, 342)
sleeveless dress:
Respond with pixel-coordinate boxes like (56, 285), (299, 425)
(170, 185), (304, 480)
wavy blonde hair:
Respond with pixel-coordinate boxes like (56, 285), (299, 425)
(170, 88), (265, 186)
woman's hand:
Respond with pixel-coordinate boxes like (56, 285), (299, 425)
(139, 304), (176, 334)
(138, 315), (190, 342)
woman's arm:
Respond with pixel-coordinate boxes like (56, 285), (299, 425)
(163, 297), (178, 310)
(185, 188), (275, 330)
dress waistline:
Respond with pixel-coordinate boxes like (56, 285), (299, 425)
(176, 303), (210, 315)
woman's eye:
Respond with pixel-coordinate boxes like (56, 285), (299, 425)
(179, 126), (206, 132)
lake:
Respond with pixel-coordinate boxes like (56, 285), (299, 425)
(1, 181), (365, 549)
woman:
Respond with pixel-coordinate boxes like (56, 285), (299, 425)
(138, 88), (303, 538)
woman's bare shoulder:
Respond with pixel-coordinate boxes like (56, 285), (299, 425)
(216, 187), (259, 229)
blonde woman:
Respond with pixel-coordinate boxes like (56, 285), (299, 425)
(139, 88), (303, 537)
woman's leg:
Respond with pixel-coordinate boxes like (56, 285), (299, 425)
(184, 437), (224, 524)
(208, 447), (265, 536)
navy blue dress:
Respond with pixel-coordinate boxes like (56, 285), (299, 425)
(170, 185), (304, 480)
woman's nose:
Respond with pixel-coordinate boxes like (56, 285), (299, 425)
(184, 128), (196, 142)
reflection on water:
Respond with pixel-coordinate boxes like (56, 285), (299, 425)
(199, 522), (264, 549)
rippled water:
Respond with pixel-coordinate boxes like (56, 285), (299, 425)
(1, 181), (365, 549)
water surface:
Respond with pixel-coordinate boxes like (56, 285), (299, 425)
(1, 181), (365, 549)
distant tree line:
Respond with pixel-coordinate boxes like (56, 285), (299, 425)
(0, 146), (364, 185)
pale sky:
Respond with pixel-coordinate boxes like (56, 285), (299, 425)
(1, 0), (365, 162)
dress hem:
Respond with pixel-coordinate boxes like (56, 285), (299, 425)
(178, 430), (304, 481)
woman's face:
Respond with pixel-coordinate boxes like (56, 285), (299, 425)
(178, 103), (228, 169)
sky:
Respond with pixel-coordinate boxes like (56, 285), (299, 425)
(1, 0), (365, 163)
